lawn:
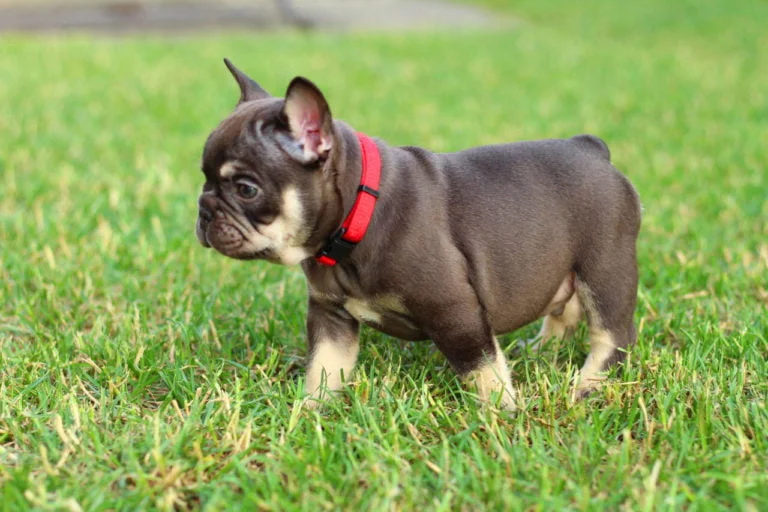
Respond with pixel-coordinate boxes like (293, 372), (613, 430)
(1, 0), (767, 509)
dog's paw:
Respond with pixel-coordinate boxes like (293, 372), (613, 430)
(301, 390), (335, 410)
(301, 396), (323, 410)
(572, 375), (606, 402)
(572, 386), (594, 401)
(465, 370), (519, 412)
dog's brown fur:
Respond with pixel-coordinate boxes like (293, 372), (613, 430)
(196, 60), (642, 409)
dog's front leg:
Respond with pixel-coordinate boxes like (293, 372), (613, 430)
(304, 297), (360, 407)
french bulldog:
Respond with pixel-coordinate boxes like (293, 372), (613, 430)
(196, 59), (642, 410)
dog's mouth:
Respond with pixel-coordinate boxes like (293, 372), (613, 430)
(233, 248), (275, 261)
(197, 216), (277, 261)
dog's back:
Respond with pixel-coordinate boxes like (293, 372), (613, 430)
(413, 135), (641, 334)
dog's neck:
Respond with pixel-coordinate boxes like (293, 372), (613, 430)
(314, 129), (382, 267)
(328, 121), (365, 218)
(302, 122), (385, 280)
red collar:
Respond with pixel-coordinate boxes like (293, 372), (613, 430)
(315, 132), (381, 266)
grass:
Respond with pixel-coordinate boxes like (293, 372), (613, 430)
(1, 0), (767, 509)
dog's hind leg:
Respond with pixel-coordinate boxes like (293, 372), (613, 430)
(573, 242), (639, 399)
(529, 293), (583, 350)
(416, 298), (518, 411)
(520, 273), (583, 351)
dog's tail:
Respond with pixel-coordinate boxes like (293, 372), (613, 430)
(571, 134), (611, 161)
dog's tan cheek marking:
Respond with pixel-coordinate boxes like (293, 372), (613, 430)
(305, 337), (360, 399)
(465, 340), (517, 410)
(260, 187), (311, 265)
(576, 327), (617, 393)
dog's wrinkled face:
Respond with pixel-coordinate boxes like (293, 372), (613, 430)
(196, 60), (337, 265)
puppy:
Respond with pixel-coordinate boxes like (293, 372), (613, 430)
(196, 59), (642, 409)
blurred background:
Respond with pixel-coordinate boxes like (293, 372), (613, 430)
(0, 0), (498, 32)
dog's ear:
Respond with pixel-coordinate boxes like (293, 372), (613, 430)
(276, 77), (333, 165)
(223, 58), (270, 104)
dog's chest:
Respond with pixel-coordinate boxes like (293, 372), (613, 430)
(342, 295), (424, 340)
(342, 295), (409, 325)
(304, 265), (426, 339)
(344, 298), (386, 325)
(313, 290), (426, 341)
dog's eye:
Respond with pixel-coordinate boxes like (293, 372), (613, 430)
(236, 181), (259, 199)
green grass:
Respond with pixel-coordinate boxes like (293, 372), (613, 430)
(1, 0), (767, 509)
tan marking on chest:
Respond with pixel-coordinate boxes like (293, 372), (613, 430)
(343, 295), (408, 325)
(344, 298), (382, 324)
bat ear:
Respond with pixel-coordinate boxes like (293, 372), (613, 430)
(277, 77), (334, 165)
(223, 58), (270, 105)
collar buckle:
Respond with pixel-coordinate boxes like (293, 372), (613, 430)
(315, 228), (356, 266)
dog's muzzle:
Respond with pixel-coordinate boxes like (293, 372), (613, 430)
(196, 193), (216, 248)
(196, 217), (211, 248)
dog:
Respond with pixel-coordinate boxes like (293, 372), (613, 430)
(196, 59), (642, 410)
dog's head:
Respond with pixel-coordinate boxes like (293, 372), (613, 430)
(196, 59), (341, 265)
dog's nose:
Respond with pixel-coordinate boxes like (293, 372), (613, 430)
(198, 194), (217, 222)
